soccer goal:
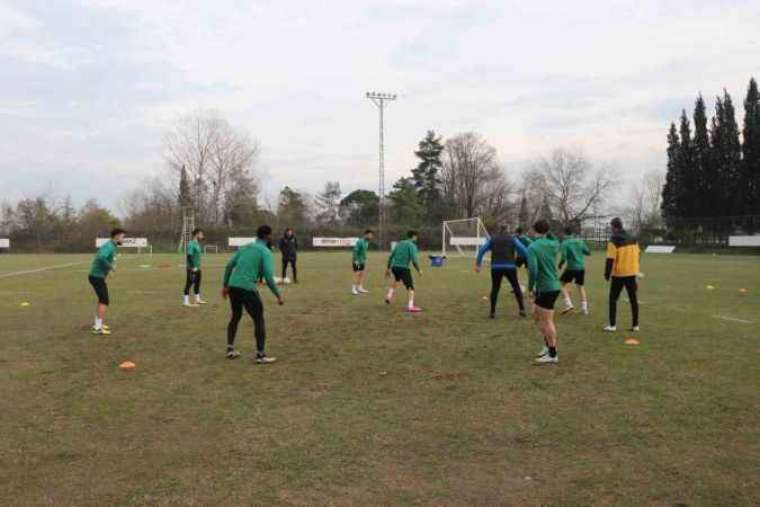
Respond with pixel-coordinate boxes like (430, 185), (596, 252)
(441, 217), (490, 257)
(204, 244), (219, 254)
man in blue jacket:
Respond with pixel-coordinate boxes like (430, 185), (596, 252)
(476, 224), (529, 319)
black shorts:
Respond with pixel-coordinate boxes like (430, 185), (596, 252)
(391, 267), (414, 290)
(88, 275), (109, 305)
(352, 262), (365, 272)
(534, 290), (560, 310)
(560, 269), (586, 286)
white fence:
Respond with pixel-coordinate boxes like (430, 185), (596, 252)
(95, 237), (151, 255)
(312, 237), (358, 247)
(645, 245), (676, 254)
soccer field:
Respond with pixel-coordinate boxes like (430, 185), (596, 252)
(1, 251), (759, 505)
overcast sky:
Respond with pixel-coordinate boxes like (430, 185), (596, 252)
(1, 0), (758, 213)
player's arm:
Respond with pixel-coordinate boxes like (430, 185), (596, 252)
(222, 250), (240, 289)
(386, 246), (396, 271)
(261, 254), (283, 303)
(475, 239), (491, 271)
(558, 243), (567, 270)
(582, 240), (591, 256)
(604, 242), (616, 281)
(527, 247), (538, 293)
(97, 245), (114, 273)
(411, 244), (421, 275)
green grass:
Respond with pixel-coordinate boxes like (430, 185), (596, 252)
(1, 251), (759, 506)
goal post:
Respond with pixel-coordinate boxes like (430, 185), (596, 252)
(442, 217), (490, 257)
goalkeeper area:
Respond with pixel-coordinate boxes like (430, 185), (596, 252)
(1, 251), (759, 504)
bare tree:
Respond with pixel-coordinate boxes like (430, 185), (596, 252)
(532, 148), (616, 225)
(163, 110), (259, 224)
(627, 169), (665, 232)
(441, 132), (511, 220)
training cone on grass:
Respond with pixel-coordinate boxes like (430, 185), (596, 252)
(624, 338), (640, 346)
(119, 361), (136, 371)
(706, 285), (716, 290)
(19, 302), (31, 307)
(739, 288), (749, 294)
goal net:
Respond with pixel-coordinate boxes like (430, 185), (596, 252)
(442, 217), (490, 257)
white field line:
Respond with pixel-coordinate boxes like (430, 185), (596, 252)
(0, 261), (87, 279)
(713, 315), (754, 324)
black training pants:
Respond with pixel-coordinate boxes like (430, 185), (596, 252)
(282, 258), (297, 282)
(227, 287), (266, 353)
(609, 276), (639, 327)
(183, 269), (201, 296)
(490, 268), (525, 313)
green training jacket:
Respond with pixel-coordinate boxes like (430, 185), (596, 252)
(387, 239), (419, 270)
(560, 236), (590, 271)
(223, 240), (281, 297)
(186, 239), (202, 269)
(527, 236), (561, 293)
(353, 237), (369, 264)
(89, 240), (117, 279)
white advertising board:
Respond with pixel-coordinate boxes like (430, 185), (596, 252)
(449, 237), (487, 246)
(645, 245), (676, 254)
(228, 237), (255, 247)
(729, 235), (760, 247)
(96, 237), (148, 248)
(0, 238), (9, 249)
(313, 237), (358, 247)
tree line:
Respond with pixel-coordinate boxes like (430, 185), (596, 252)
(662, 77), (760, 226)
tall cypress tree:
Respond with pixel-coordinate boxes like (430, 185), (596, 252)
(711, 91), (743, 216)
(411, 130), (444, 223)
(693, 95), (712, 215)
(677, 110), (696, 217)
(742, 77), (760, 215)
(662, 122), (681, 224)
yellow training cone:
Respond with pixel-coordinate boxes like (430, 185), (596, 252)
(119, 361), (136, 371)
(624, 338), (640, 346)
(19, 302), (30, 307)
(706, 285), (715, 290)
(739, 288), (749, 294)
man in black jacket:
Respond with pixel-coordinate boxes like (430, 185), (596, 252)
(278, 228), (298, 283)
(475, 224), (529, 319)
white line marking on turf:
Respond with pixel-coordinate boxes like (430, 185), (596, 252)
(713, 315), (754, 324)
(0, 261), (86, 279)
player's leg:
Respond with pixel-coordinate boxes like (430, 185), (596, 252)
(194, 270), (206, 304)
(183, 269), (198, 307)
(386, 268), (400, 303)
(352, 263), (361, 295)
(559, 270), (574, 313)
(577, 272), (588, 314)
(489, 269), (504, 318)
(89, 276), (111, 335)
(226, 288), (244, 358)
(281, 258), (288, 281)
(623, 276), (639, 330)
(505, 268), (526, 317)
(403, 270), (421, 312)
(241, 290), (274, 363)
(605, 277), (624, 331)
(291, 259), (298, 283)
(534, 292), (559, 364)
(357, 265), (368, 293)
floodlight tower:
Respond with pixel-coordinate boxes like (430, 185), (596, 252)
(366, 91), (397, 250)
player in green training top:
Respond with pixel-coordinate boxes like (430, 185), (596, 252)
(558, 226), (591, 315)
(351, 229), (374, 295)
(88, 228), (125, 335)
(222, 225), (284, 364)
(527, 220), (561, 365)
(183, 228), (207, 307)
(385, 230), (423, 312)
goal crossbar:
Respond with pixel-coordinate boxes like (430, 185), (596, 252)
(442, 217), (490, 257)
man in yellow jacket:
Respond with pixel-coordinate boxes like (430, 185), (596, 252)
(603, 217), (640, 332)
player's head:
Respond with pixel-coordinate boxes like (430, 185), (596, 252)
(563, 225), (574, 237)
(364, 229), (374, 240)
(284, 227), (294, 237)
(515, 226), (524, 235)
(110, 228), (126, 245)
(407, 230), (418, 241)
(533, 219), (550, 236)
(498, 223), (509, 234)
(257, 225), (273, 242)
(610, 217), (623, 232)
(192, 228), (204, 241)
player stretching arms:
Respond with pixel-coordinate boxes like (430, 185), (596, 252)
(475, 224), (528, 319)
(385, 230), (423, 312)
(88, 228), (125, 335)
(559, 226), (591, 315)
(351, 229), (374, 295)
(222, 225), (284, 363)
(527, 220), (561, 365)
(183, 228), (207, 307)
(604, 217), (641, 332)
